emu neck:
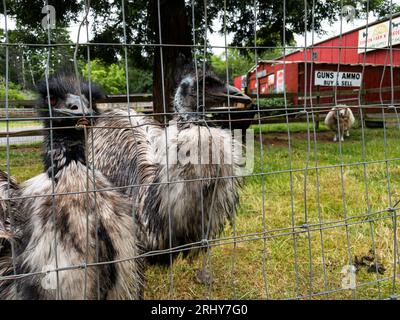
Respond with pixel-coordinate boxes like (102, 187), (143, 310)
(43, 127), (86, 178)
(175, 107), (205, 128)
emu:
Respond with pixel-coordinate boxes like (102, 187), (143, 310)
(89, 67), (252, 265)
(324, 105), (355, 142)
(0, 73), (142, 300)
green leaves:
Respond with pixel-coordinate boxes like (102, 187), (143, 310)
(82, 59), (152, 94)
(211, 48), (282, 81)
(0, 78), (32, 100)
(82, 59), (126, 94)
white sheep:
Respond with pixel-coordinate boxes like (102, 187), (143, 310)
(324, 105), (355, 142)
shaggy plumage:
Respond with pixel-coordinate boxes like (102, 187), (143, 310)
(324, 105), (355, 142)
(0, 171), (18, 299)
(0, 73), (143, 300)
(89, 67), (251, 264)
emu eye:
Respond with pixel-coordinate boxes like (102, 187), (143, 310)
(47, 96), (58, 107)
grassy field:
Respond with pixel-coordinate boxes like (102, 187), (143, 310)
(0, 120), (41, 130)
(1, 122), (399, 300)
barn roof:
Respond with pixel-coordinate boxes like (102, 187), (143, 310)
(273, 12), (400, 62)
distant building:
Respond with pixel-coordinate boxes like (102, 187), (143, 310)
(235, 14), (400, 108)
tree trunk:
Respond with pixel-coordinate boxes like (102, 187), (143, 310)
(150, 0), (193, 123)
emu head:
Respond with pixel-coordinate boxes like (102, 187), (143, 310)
(173, 67), (252, 121)
(36, 73), (104, 127)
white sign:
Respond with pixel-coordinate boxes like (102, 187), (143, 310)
(267, 74), (274, 86)
(256, 70), (267, 78)
(314, 71), (362, 87)
(276, 70), (285, 93)
(358, 16), (400, 53)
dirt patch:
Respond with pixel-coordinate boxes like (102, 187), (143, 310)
(256, 134), (290, 147)
(256, 131), (335, 146)
(291, 131), (335, 142)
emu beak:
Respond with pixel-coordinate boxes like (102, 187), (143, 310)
(58, 94), (93, 116)
(211, 84), (253, 106)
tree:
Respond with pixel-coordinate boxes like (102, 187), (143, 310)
(81, 59), (152, 94)
(211, 48), (283, 82)
(0, 25), (74, 89)
(149, 0), (193, 121)
(82, 59), (126, 94)
(1, 0), (398, 114)
(0, 78), (33, 101)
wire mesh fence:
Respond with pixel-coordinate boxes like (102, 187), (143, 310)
(0, 0), (399, 300)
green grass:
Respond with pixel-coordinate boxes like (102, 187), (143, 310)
(251, 122), (330, 134)
(0, 143), (43, 181)
(1, 124), (399, 300)
(0, 120), (41, 130)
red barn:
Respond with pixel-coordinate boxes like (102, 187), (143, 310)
(235, 14), (400, 110)
(233, 75), (247, 93)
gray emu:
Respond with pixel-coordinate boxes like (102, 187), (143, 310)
(0, 73), (142, 300)
(324, 105), (355, 142)
(90, 67), (252, 264)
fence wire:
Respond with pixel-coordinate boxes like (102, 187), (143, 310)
(0, 0), (399, 300)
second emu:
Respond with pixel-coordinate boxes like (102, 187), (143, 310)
(90, 66), (252, 264)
